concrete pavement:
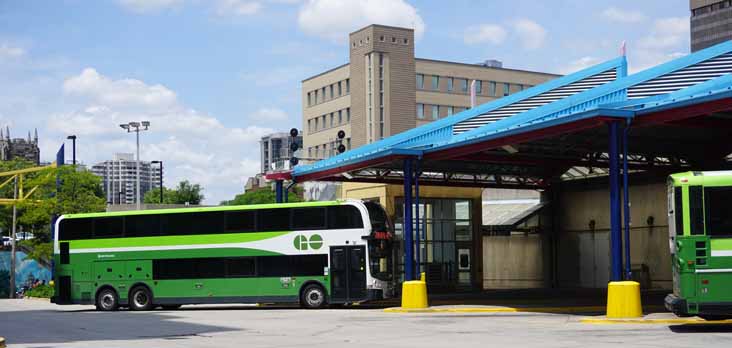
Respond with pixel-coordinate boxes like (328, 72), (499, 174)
(1, 299), (732, 348)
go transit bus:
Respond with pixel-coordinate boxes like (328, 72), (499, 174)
(51, 200), (395, 311)
(665, 171), (732, 320)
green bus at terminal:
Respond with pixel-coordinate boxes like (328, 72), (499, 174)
(666, 171), (732, 320)
(51, 200), (395, 311)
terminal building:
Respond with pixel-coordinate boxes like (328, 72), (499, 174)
(691, 0), (732, 52)
(289, 34), (732, 293)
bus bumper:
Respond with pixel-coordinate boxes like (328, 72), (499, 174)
(367, 289), (384, 301)
(665, 294), (687, 316)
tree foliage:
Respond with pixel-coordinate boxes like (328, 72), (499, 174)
(143, 180), (204, 205)
(221, 186), (302, 206)
(0, 160), (106, 262)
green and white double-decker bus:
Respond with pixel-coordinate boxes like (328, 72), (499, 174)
(666, 171), (732, 319)
(51, 200), (395, 311)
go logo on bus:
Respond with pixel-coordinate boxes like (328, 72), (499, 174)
(293, 234), (323, 250)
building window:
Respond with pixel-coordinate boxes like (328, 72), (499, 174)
(321, 115), (326, 129)
(503, 83), (510, 96)
(431, 75), (439, 90)
(307, 92), (312, 106)
(338, 81), (342, 96)
(416, 74), (424, 89)
(416, 103), (424, 119)
(314, 90), (318, 103)
(322, 87), (326, 100)
(489, 81), (497, 96)
(330, 113), (334, 127)
(338, 110), (343, 124)
(391, 36), (396, 43)
(308, 119), (312, 133)
(403, 38), (409, 45)
(432, 105), (439, 120)
(379, 35), (385, 42)
(460, 79), (468, 92)
(346, 138), (351, 150)
(346, 107), (351, 122)
(447, 106), (454, 115)
(330, 84), (334, 98)
(346, 79), (350, 93)
(315, 146), (319, 158)
(315, 117), (319, 130)
(366, 36), (370, 43)
(447, 77), (454, 92)
(475, 80), (482, 94)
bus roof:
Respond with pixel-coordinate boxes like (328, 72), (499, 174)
(669, 171), (732, 186)
(60, 200), (347, 219)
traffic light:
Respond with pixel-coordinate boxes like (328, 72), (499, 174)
(337, 130), (346, 154)
(289, 128), (299, 168)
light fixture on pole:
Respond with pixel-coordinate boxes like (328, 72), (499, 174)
(120, 121), (150, 210)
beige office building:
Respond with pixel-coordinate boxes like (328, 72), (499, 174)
(301, 24), (560, 159)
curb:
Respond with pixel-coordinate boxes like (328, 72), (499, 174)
(581, 317), (732, 325)
(24, 297), (51, 302)
(384, 305), (607, 314)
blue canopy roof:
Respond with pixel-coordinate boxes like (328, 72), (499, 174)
(294, 40), (732, 181)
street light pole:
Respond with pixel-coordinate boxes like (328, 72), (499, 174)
(120, 121), (150, 210)
(151, 161), (163, 204)
(66, 135), (77, 166)
(9, 176), (17, 298)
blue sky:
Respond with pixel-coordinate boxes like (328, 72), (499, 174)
(0, 0), (690, 203)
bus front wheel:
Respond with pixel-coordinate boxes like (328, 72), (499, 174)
(300, 284), (327, 309)
(95, 288), (119, 311)
(129, 286), (154, 311)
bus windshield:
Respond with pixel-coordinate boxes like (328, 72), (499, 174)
(364, 201), (394, 281)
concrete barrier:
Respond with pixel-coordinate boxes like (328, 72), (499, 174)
(606, 281), (642, 318)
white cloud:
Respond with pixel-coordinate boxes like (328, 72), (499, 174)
(638, 17), (689, 49)
(117, 0), (183, 13)
(297, 0), (426, 43)
(0, 43), (25, 60)
(463, 24), (507, 45)
(602, 7), (646, 23)
(559, 56), (604, 75)
(53, 68), (274, 203)
(512, 19), (547, 50)
(215, 0), (262, 16)
(63, 68), (177, 110)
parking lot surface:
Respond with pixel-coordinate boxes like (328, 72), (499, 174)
(1, 299), (732, 348)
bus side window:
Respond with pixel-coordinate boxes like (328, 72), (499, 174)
(292, 208), (326, 230)
(689, 186), (705, 235)
(327, 206), (363, 229)
(60, 218), (93, 240)
(258, 209), (290, 232)
(93, 217), (124, 238)
(674, 187), (683, 236)
(704, 186), (732, 237)
(225, 211), (256, 233)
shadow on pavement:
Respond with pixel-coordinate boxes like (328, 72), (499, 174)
(4, 309), (237, 345)
(669, 323), (732, 333)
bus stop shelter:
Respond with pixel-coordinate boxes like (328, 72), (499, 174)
(276, 41), (732, 284)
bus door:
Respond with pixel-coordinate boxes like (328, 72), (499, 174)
(329, 245), (366, 302)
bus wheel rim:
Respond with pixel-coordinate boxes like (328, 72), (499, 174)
(101, 293), (115, 308)
(307, 290), (322, 306)
(134, 291), (148, 307)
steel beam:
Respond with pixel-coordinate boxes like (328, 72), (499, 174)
(608, 122), (622, 281)
(403, 158), (414, 281)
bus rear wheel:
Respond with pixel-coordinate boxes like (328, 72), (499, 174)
(129, 286), (154, 311)
(95, 288), (119, 311)
(300, 284), (327, 309)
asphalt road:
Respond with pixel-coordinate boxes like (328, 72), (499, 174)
(2, 299), (732, 348)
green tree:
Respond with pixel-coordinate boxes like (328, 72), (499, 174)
(0, 162), (106, 262)
(221, 186), (302, 205)
(143, 180), (204, 205)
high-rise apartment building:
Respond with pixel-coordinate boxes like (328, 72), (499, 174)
(691, 0), (732, 52)
(260, 131), (303, 173)
(301, 25), (560, 159)
(91, 153), (163, 204)
(0, 127), (40, 164)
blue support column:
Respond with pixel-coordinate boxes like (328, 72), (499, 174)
(403, 158), (414, 281)
(623, 123), (632, 280)
(608, 122), (622, 282)
(414, 159), (421, 278)
(275, 180), (284, 203)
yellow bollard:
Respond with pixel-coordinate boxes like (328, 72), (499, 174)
(401, 279), (428, 309)
(606, 281), (643, 318)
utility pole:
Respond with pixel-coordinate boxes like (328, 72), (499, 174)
(120, 121), (150, 210)
(10, 176), (17, 298)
